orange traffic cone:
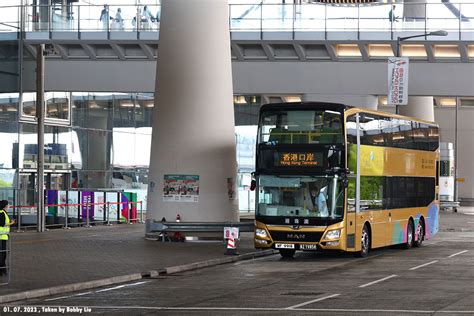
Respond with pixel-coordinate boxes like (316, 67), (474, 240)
(225, 232), (239, 255)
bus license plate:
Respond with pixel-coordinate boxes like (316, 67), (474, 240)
(275, 243), (295, 249)
(300, 244), (318, 250)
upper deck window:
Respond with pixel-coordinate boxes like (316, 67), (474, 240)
(258, 110), (343, 146)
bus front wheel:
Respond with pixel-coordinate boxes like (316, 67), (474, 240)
(357, 225), (370, 257)
(404, 220), (414, 249)
(279, 249), (295, 259)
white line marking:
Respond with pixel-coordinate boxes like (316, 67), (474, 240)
(43, 305), (474, 313)
(95, 281), (149, 293)
(44, 282), (149, 301)
(409, 260), (438, 271)
(448, 250), (468, 258)
(45, 295), (73, 302)
(286, 294), (340, 309)
(45, 291), (92, 301)
(358, 274), (397, 288)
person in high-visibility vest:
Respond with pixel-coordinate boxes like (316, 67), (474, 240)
(0, 200), (15, 275)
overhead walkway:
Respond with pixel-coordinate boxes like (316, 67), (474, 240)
(0, 2), (473, 62)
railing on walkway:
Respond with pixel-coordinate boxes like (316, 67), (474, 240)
(9, 200), (144, 232)
(0, 3), (473, 40)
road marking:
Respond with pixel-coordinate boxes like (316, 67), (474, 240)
(56, 306), (474, 313)
(44, 282), (149, 301)
(95, 281), (149, 293)
(358, 274), (397, 288)
(448, 250), (468, 258)
(286, 294), (340, 309)
(409, 260), (438, 271)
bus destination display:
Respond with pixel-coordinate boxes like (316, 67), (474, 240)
(277, 152), (323, 167)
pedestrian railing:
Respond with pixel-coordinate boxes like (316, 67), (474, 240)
(9, 200), (145, 232)
(0, 3), (472, 41)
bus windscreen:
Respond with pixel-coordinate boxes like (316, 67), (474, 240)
(258, 110), (343, 146)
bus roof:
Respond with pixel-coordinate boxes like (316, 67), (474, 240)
(259, 102), (438, 127)
(259, 102), (350, 113)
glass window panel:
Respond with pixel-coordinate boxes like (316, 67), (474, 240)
(135, 129), (151, 168)
(112, 129), (135, 168)
(87, 129), (112, 171)
(71, 128), (86, 170)
(22, 92), (37, 117)
(135, 93), (154, 128)
(0, 169), (15, 188)
(0, 121), (18, 169)
(0, 93), (19, 122)
(19, 123), (37, 169)
(114, 93), (136, 128)
(44, 125), (71, 171)
(72, 92), (113, 130)
(76, 171), (111, 190)
(45, 92), (70, 121)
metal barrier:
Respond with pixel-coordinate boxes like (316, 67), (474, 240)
(146, 220), (254, 242)
(0, 237), (11, 285)
(9, 200), (144, 232)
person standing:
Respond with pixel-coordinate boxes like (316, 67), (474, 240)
(389, 4), (399, 23)
(0, 200), (14, 275)
(99, 4), (110, 30)
(114, 7), (124, 30)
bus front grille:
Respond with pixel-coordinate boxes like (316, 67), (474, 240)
(269, 231), (324, 243)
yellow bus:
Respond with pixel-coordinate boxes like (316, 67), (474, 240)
(253, 102), (439, 258)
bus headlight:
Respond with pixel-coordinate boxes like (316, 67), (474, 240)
(325, 229), (340, 240)
(255, 228), (268, 238)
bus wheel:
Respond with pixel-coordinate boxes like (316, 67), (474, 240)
(414, 219), (424, 248)
(357, 225), (370, 257)
(279, 249), (295, 259)
(404, 220), (414, 249)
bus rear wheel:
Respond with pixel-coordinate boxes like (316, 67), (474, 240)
(414, 219), (424, 248)
(279, 249), (295, 259)
(404, 220), (414, 249)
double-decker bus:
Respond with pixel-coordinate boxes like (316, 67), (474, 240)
(253, 102), (439, 258)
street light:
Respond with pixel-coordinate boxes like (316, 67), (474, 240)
(394, 30), (448, 114)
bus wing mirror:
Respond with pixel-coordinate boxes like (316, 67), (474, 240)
(342, 178), (349, 188)
(250, 179), (256, 191)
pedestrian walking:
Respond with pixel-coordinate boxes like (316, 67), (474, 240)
(99, 4), (110, 30)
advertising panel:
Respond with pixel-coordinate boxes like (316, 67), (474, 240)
(94, 192), (105, 222)
(388, 57), (409, 105)
(163, 175), (199, 203)
(81, 191), (94, 220)
(105, 192), (119, 222)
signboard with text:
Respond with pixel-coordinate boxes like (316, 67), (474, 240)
(388, 57), (409, 105)
(276, 152), (323, 167)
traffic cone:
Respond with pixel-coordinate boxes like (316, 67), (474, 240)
(225, 232), (239, 255)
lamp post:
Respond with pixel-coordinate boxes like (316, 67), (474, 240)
(394, 30), (448, 114)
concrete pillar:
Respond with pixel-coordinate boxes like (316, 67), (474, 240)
(146, 0), (238, 225)
(398, 96), (434, 122)
(302, 94), (378, 110)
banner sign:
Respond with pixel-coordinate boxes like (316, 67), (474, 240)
(388, 57), (409, 105)
(163, 175), (199, 202)
(81, 191), (94, 220)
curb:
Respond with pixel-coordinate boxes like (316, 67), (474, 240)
(164, 249), (277, 275)
(0, 273), (143, 304)
(0, 250), (277, 304)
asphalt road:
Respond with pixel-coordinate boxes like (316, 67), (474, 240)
(10, 228), (474, 315)
(3, 209), (473, 315)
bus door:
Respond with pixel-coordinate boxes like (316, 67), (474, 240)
(345, 113), (360, 252)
